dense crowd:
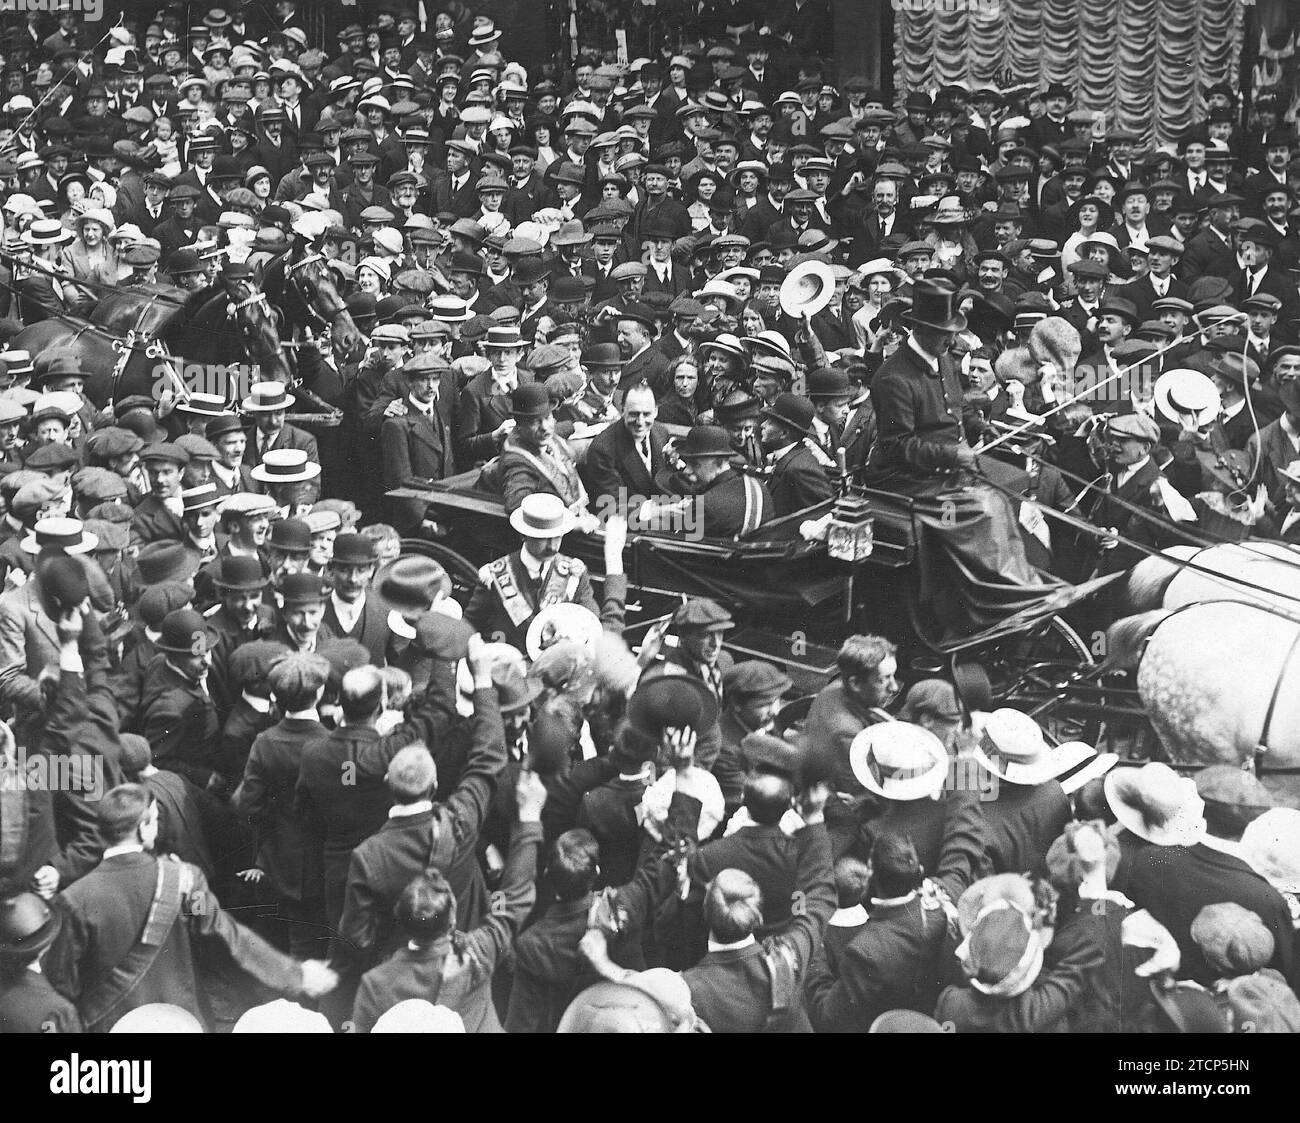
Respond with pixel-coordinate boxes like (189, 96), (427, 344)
(0, 2), (1296, 1035)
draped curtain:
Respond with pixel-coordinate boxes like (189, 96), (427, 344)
(894, 0), (1244, 146)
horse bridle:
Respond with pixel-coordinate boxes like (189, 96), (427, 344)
(284, 249), (330, 331)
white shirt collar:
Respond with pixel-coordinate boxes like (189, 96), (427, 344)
(241, 691), (272, 713)
(1116, 454), (1151, 489)
(286, 707), (319, 721)
(103, 842), (145, 860)
(707, 933), (757, 953)
(518, 548), (545, 580)
(331, 590), (364, 629)
(389, 799), (434, 819)
(829, 903), (868, 927)
(869, 891), (919, 908)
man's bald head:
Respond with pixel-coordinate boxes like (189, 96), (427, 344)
(340, 665), (385, 722)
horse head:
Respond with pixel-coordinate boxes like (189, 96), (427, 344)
(275, 240), (363, 363)
(219, 267), (293, 385)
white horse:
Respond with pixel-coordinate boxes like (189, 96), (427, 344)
(1105, 601), (1300, 808)
(1124, 540), (1300, 615)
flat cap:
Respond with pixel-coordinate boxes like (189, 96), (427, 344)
(672, 596), (734, 631)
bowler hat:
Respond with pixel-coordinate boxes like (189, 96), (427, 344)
(378, 555), (450, 612)
(510, 382), (552, 419)
(675, 425), (734, 460)
(0, 893), (61, 958)
(626, 672), (719, 740)
(212, 555), (269, 591)
(278, 572), (328, 605)
(760, 392), (817, 438)
(156, 608), (212, 655)
(331, 533), (378, 567)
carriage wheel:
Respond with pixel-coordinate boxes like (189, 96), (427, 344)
(399, 538), (482, 607)
(981, 616), (1109, 747)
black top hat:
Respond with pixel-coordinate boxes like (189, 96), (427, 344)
(904, 279), (968, 332)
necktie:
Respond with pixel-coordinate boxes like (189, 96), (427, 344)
(639, 437), (652, 471)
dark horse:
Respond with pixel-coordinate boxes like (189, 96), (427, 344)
(260, 238), (363, 365)
(13, 270), (291, 408)
(13, 239), (360, 409)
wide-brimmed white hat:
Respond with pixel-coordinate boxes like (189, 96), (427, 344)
(973, 708), (1115, 789)
(1153, 368), (1220, 429)
(849, 722), (948, 801)
(526, 603), (602, 661)
(74, 207), (116, 234)
(1105, 762), (1207, 847)
(1241, 808), (1300, 893)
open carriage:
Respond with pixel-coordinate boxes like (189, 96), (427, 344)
(387, 471), (1113, 743)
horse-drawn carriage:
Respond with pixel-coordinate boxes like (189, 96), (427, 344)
(389, 469), (1300, 809)
(389, 469), (1103, 718)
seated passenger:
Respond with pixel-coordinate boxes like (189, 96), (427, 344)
(495, 384), (595, 527)
(641, 425), (774, 538)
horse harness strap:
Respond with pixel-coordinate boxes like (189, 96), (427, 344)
(1255, 626), (1300, 774)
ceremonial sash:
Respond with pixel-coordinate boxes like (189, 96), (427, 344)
(480, 555), (582, 628)
(80, 858), (192, 1031)
(739, 473), (765, 536)
(503, 437), (588, 510)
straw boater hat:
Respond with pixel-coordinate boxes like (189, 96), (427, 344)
(21, 517), (97, 555)
(509, 493), (575, 538)
(1104, 762), (1207, 847)
(973, 708), (1116, 792)
(849, 722), (949, 801)
(241, 381), (296, 412)
(250, 448), (321, 484)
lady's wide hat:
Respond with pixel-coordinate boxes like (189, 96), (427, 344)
(972, 707), (1115, 791)
(1104, 762), (1207, 847)
(904, 279), (968, 332)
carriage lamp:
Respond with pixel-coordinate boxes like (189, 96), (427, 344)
(827, 496), (875, 562)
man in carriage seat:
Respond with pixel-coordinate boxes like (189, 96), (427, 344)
(463, 495), (628, 653)
(863, 279), (1062, 637)
(485, 384), (600, 533)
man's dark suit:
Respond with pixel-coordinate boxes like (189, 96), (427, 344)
(1180, 226), (1237, 283)
(130, 493), (186, 546)
(338, 692), (504, 967)
(464, 554), (626, 652)
(381, 400), (455, 533)
(454, 368), (534, 466)
(616, 344), (673, 399)
(582, 420), (670, 506)
(47, 850), (302, 1030)
(1119, 273), (1190, 323)
(321, 594), (392, 666)
(766, 442), (834, 516)
(1114, 836), (1296, 989)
